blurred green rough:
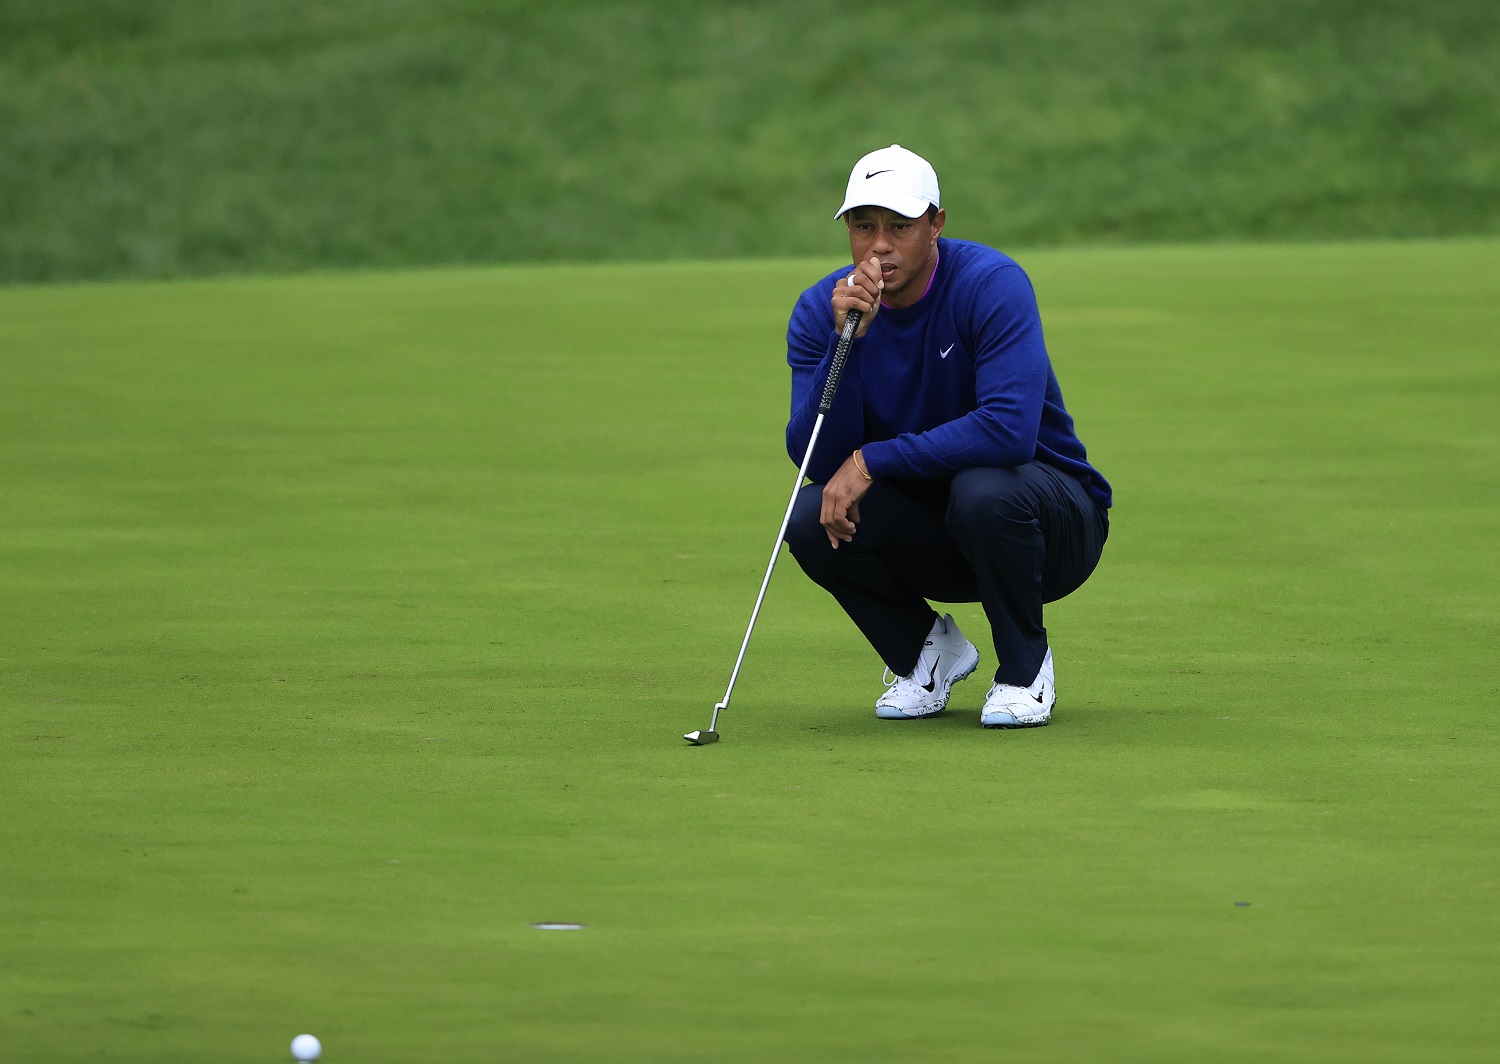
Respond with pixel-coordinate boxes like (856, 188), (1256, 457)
(2, 0), (1498, 283)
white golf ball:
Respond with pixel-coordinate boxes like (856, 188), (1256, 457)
(291, 1033), (322, 1061)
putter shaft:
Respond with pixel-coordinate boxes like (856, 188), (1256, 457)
(686, 310), (862, 745)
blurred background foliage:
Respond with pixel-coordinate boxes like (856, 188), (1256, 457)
(2, 0), (1498, 283)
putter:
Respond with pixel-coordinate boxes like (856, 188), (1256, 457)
(685, 308), (863, 746)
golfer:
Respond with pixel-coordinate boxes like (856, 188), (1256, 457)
(783, 145), (1111, 727)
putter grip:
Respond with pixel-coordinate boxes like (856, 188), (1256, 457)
(818, 310), (862, 413)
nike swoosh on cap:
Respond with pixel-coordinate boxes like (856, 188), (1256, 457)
(865, 169), (893, 179)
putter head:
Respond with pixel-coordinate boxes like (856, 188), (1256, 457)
(683, 729), (720, 746)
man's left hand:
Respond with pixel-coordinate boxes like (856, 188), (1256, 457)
(820, 452), (873, 549)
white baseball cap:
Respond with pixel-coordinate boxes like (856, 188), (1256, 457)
(834, 144), (941, 220)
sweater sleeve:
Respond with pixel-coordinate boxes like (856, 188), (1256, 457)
(785, 283), (866, 485)
(861, 265), (1047, 478)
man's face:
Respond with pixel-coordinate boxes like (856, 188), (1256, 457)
(844, 205), (945, 307)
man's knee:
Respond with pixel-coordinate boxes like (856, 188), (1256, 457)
(783, 483), (827, 559)
(946, 466), (1038, 537)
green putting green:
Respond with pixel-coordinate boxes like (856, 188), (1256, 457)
(2, 239), (1496, 1062)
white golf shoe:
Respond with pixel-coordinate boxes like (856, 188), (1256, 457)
(980, 648), (1055, 728)
(874, 614), (980, 719)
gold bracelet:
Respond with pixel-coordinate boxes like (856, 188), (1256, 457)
(853, 450), (873, 480)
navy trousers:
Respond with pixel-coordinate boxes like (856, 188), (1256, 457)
(784, 463), (1108, 686)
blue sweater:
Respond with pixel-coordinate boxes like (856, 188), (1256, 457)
(785, 238), (1111, 508)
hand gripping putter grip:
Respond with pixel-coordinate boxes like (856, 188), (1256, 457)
(685, 309), (863, 746)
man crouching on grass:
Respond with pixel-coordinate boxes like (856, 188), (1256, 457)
(782, 145), (1111, 728)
